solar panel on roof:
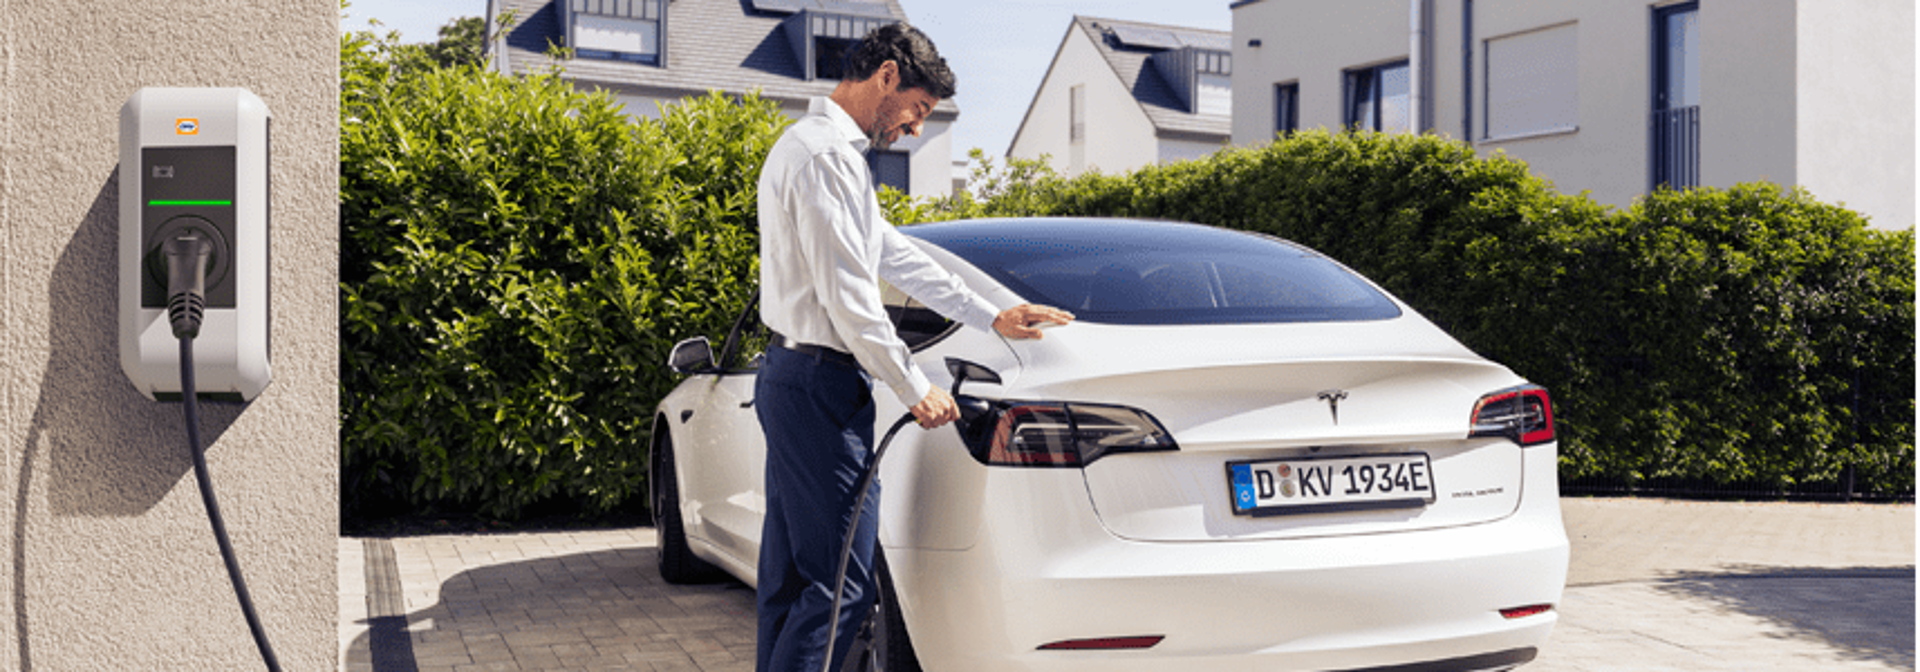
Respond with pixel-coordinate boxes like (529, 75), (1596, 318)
(751, 0), (890, 17)
(750, 0), (808, 13)
(1107, 24), (1182, 50)
(1178, 33), (1233, 52)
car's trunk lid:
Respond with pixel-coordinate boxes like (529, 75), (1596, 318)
(1004, 320), (1532, 541)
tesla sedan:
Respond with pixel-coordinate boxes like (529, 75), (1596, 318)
(652, 217), (1568, 671)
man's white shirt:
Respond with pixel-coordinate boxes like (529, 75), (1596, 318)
(757, 96), (1001, 407)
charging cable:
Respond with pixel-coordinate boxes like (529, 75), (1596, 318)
(821, 412), (917, 672)
(165, 235), (282, 672)
(822, 391), (995, 672)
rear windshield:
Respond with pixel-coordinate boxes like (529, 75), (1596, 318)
(907, 219), (1402, 326)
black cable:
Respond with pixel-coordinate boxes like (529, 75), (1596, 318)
(175, 283), (281, 671)
(822, 411), (919, 672)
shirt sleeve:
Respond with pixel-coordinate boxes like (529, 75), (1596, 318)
(786, 152), (934, 407)
(876, 225), (1003, 333)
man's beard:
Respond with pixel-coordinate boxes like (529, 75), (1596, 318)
(866, 96), (906, 151)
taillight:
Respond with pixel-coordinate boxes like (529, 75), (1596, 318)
(1500, 604), (1555, 619)
(963, 401), (1177, 467)
(1469, 385), (1555, 446)
(1038, 635), (1164, 650)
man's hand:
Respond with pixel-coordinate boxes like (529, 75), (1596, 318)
(993, 304), (1075, 340)
(910, 387), (960, 429)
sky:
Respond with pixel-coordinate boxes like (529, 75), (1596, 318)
(340, 0), (1233, 158)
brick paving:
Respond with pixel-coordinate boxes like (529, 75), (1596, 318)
(341, 528), (755, 671)
(342, 498), (1914, 671)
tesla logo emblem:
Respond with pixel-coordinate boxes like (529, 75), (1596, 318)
(1317, 389), (1349, 424)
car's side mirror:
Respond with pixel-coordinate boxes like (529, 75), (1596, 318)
(668, 337), (717, 374)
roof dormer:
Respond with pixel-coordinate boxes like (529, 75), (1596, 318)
(563, 0), (668, 66)
(756, 0), (895, 81)
(1106, 24), (1234, 116)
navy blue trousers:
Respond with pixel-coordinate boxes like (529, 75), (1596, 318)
(754, 344), (880, 672)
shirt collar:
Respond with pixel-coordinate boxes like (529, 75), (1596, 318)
(811, 96), (870, 154)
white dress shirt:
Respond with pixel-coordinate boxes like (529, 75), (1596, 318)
(758, 97), (1002, 407)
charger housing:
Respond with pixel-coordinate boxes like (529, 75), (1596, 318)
(119, 88), (271, 401)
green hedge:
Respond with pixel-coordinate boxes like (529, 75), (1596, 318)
(921, 135), (1914, 495)
(340, 29), (782, 519)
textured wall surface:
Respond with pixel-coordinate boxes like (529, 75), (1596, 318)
(0, 0), (338, 669)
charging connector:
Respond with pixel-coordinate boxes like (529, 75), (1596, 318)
(167, 236), (281, 671)
(164, 235), (213, 339)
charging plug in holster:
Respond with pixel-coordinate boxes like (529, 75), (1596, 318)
(163, 235), (213, 339)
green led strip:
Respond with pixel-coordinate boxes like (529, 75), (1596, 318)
(149, 200), (233, 207)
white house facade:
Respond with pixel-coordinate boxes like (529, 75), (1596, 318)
(488, 0), (959, 198)
(1009, 17), (1232, 178)
(1231, 0), (1914, 230)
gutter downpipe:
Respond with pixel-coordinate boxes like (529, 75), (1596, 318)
(1409, 0), (1431, 133)
(1462, 0), (1474, 141)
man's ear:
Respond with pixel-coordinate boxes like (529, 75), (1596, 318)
(876, 59), (900, 92)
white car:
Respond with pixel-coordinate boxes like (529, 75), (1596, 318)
(652, 217), (1568, 671)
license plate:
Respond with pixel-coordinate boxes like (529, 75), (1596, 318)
(1227, 453), (1436, 516)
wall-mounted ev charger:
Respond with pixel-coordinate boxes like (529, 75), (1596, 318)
(118, 87), (282, 671)
(119, 87), (271, 401)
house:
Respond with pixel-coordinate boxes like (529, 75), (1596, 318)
(1007, 17), (1233, 177)
(1230, 0), (1915, 230)
(485, 0), (961, 198)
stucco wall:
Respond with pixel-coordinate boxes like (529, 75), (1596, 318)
(0, 0), (338, 669)
(1701, 0), (1800, 194)
(1795, 0), (1916, 229)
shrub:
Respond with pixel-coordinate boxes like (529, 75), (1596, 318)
(340, 27), (782, 519)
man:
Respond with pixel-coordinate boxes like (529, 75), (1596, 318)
(753, 21), (1073, 672)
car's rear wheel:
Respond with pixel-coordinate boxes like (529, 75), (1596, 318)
(652, 428), (725, 584)
(843, 552), (923, 672)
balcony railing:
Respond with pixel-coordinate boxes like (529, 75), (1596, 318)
(1649, 105), (1700, 190)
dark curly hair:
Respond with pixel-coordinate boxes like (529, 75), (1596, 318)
(844, 22), (956, 99)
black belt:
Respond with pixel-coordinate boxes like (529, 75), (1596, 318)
(771, 332), (856, 366)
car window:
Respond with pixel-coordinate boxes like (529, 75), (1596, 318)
(717, 294), (768, 373)
(907, 220), (1402, 326)
(881, 282), (958, 351)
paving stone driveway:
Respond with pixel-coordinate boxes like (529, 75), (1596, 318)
(341, 498), (1913, 671)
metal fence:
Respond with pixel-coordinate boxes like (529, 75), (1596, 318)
(1649, 105), (1700, 190)
(1562, 468), (1914, 503)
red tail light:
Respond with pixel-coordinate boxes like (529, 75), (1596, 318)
(1469, 385), (1555, 446)
(1500, 604), (1555, 619)
(966, 402), (1177, 468)
(1038, 635), (1165, 650)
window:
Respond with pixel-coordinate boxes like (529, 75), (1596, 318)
(1655, 3), (1700, 111)
(882, 284), (957, 350)
(1344, 61), (1410, 133)
(565, 0), (666, 66)
(868, 150), (909, 193)
(1651, 2), (1700, 189)
(1484, 23), (1578, 139)
(1274, 83), (1299, 136)
(1194, 50), (1233, 117)
(1070, 85), (1086, 141)
(1149, 46), (1233, 115)
(909, 220), (1402, 326)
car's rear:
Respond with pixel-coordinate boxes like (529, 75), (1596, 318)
(884, 219), (1568, 671)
